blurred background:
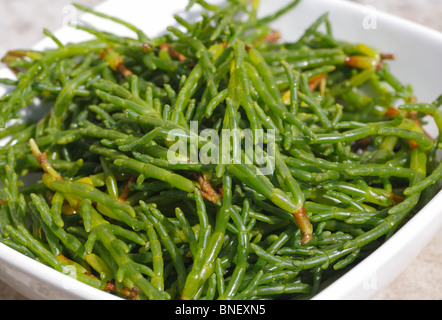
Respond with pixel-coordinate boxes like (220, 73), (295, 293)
(1, 0), (442, 58)
(0, 0), (441, 300)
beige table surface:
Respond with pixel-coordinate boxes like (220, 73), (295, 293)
(0, 0), (441, 300)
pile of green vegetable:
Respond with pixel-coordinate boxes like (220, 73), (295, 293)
(1, 0), (442, 300)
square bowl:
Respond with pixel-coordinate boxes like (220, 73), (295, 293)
(0, 0), (441, 300)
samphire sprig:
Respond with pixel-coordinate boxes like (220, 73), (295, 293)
(0, 0), (441, 300)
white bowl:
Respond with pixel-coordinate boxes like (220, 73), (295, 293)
(0, 0), (441, 300)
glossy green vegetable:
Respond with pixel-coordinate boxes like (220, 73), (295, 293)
(0, 0), (441, 300)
